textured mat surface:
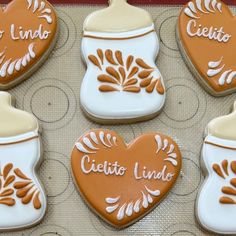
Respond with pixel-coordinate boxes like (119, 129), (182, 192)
(2, 4), (236, 236)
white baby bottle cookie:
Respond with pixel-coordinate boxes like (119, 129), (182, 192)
(197, 102), (236, 234)
(0, 92), (46, 231)
(80, 0), (166, 124)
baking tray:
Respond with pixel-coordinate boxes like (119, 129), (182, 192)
(2, 2), (236, 236)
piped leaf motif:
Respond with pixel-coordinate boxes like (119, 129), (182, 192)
(88, 49), (165, 94)
(155, 135), (178, 167)
(0, 164), (15, 206)
(213, 160), (236, 204)
(207, 57), (236, 86)
(105, 186), (160, 221)
(27, 0), (53, 24)
(0, 163), (42, 209)
(14, 168), (42, 209)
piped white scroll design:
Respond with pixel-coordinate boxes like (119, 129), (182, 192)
(27, 0), (53, 24)
(0, 43), (36, 78)
(207, 57), (236, 86)
(105, 186), (160, 220)
(155, 135), (178, 167)
(184, 0), (222, 19)
(75, 131), (118, 154)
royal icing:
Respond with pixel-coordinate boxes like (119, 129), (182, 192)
(0, 92), (46, 231)
(71, 130), (182, 228)
(0, 0), (57, 89)
(206, 101), (236, 140)
(83, 0), (153, 32)
(80, 0), (165, 123)
(197, 102), (236, 234)
(178, 0), (236, 96)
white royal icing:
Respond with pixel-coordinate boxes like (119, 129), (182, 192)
(10, 24), (51, 41)
(105, 185), (160, 220)
(155, 135), (178, 167)
(106, 204), (119, 213)
(105, 196), (120, 204)
(125, 202), (133, 216)
(0, 43), (36, 79)
(186, 20), (231, 43)
(27, 0), (53, 24)
(184, 0), (222, 19)
(133, 199), (141, 213)
(75, 131), (118, 154)
(207, 57), (236, 85)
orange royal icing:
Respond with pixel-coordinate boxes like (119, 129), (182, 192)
(178, 0), (236, 95)
(212, 160), (236, 205)
(88, 48), (164, 94)
(0, 0), (57, 88)
(0, 163), (42, 209)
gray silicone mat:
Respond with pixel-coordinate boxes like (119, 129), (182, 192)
(2, 4), (236, 236)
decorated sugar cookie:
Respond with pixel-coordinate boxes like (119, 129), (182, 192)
(71, 129), (182, 228)
(0, 0), (57, 90)
(197, 102), (236, 234)
(0, 92), (46, 231)
(80, 0), (166, 124)
(178, 0), (236, 96)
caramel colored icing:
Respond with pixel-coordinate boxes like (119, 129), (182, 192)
(220, 197), (236, 204)
(89, 49), (164, 94)
(222, 186), (236, 196)
(222, 160), (229, 176)
(0, 92), (38, 137)
(212, 163), (225, 179)
(207, 101), (236, 140)
(83, 0), (153, 32)
(212, 160), (236, 205)
(0, 163), (41, 209)
(231, 161), (236, 174)
(231, 178), (236, 188)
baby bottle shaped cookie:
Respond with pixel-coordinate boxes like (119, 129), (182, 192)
(0, 92), (46, 231)
(80, 0), (166, 124)
(197, 102), (236, 234)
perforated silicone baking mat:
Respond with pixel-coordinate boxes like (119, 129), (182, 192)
(2, 2), (236, 236)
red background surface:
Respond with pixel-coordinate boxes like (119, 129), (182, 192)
(1, 0), (235, 5)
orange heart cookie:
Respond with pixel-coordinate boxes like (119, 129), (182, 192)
(0, 0), (57, 89)
(71, 130), (182, 228)
(177, 0), (236, 96)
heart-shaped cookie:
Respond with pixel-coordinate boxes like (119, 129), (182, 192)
(0, 0), (57, 89)
(177, 0), (236, 96)
(71, 130), (182, 228)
